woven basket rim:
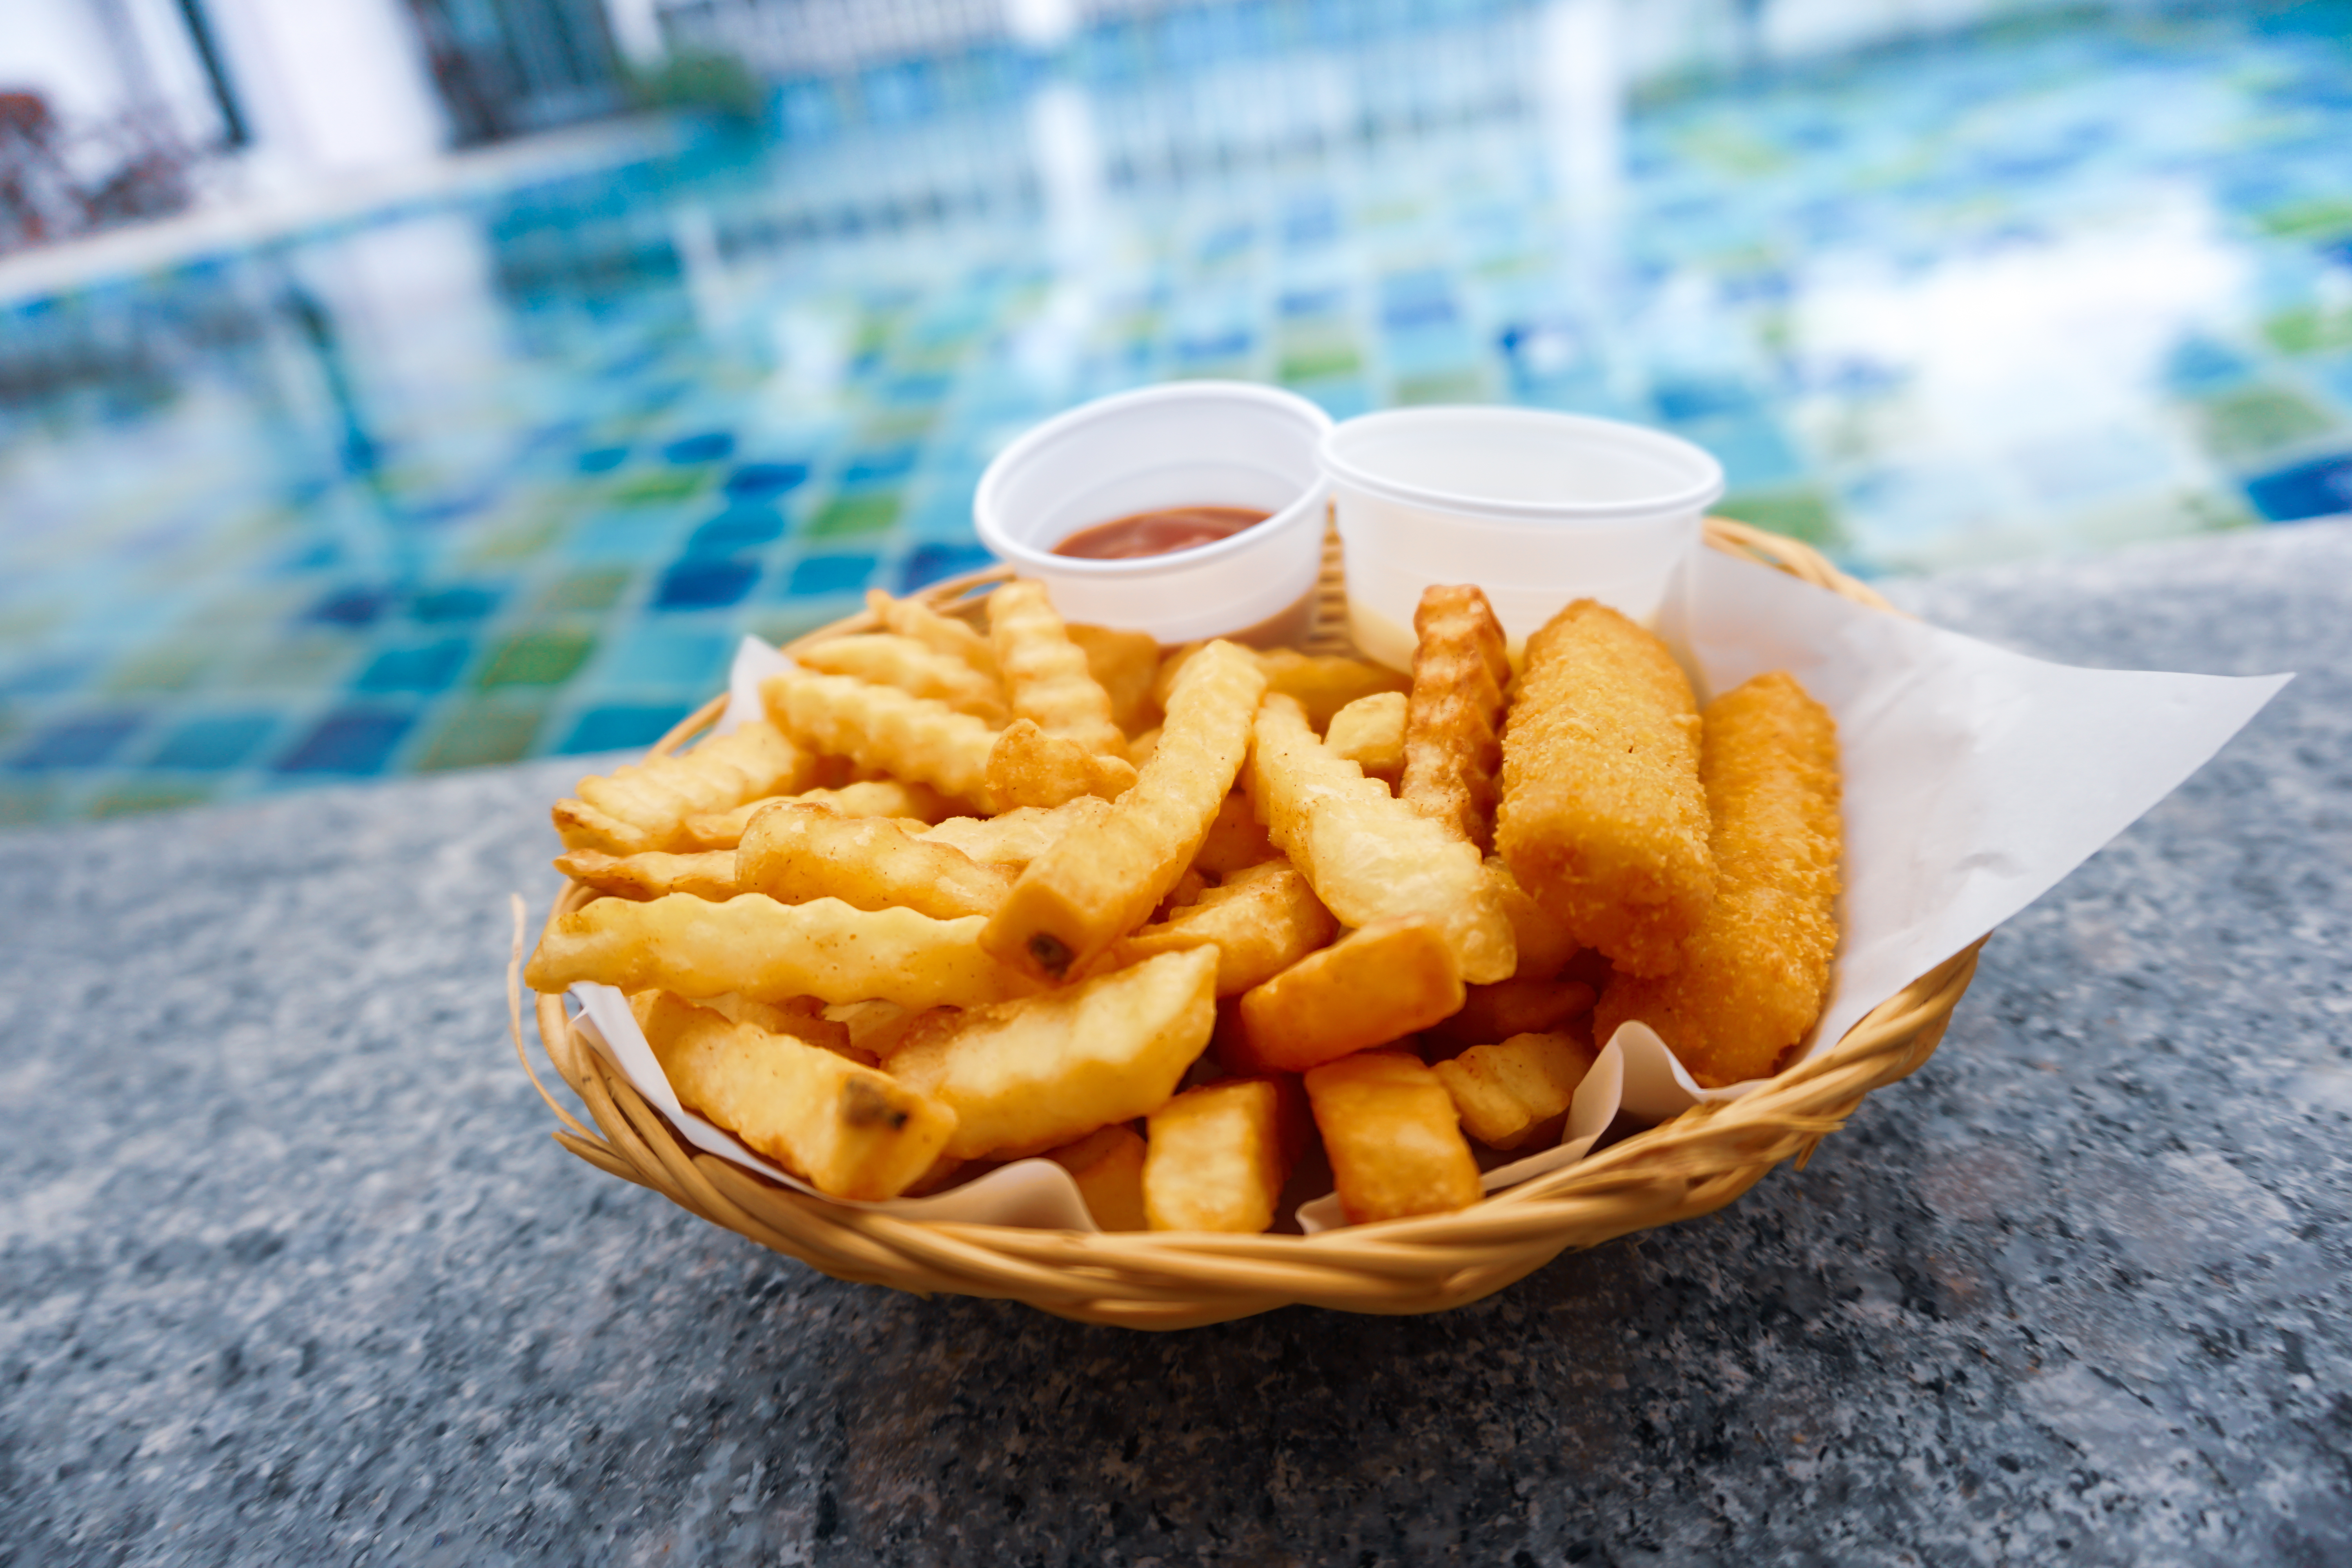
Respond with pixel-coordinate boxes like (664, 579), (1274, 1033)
(514, 517), (1983, 1327)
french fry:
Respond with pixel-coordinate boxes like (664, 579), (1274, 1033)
(695, 992), (864, 1060)
(554, 848), (736, 902)
(825, 999), (924, 1061)
(989, 581), (1130, 761)
(1143, 1077), (1304, 1233)
(1398, 584), (1512, 850)
(985, 718), (1138, 809)
(682, 779), (954, 850)
(554, 719), (812, 855)
(524, 893), (1026, 1009)
(797, 633), (1010, 725)
(1426, 974), (1596, 1052)
(1323, 691), (1407, 788)
(1231, 918), (1464, 1073)
(636, 992), (955, 1200)
(889, 947), (1218, 1160)
(737, 802), (1013, 919)
(982, 640), (1269, 982)
(1154, 644), (1408, 730)
(1304, 1050), (1483, 1223)
(1044, 1124), (1150, 1231)
(1495, 598), (1712, 977)
(866, 586), (998, 679)
(1069, 622), (1164, 736)
(916, 797), (1114, 868)
(1432, 1029), (1597, 1151)
(1113, 860), (1338, 996)
(1245, 693), (1516, 984)
(1485, 856), (1583, 978)
(1191, 791), (1278, 877)
(1128, 727), (1162, 769)
(762, 669), (998, 808)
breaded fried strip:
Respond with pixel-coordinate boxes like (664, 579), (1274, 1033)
(554, 719), (811, 855)
(1247, 693), (1516, 984)
(1593, 670), (1842, 1087)
(554, 848), (736, 901)
(797, 633), (1010, 725)
(866, 587), (998, 679)
(1495, 599), (1712, 977)
(916, 797), (1114, 869)
(989, 581), (1130, 761)
(738, 801), (1013, 920)
(982, 640), (1267, 982)
(1398, 584), (1512, 850)
(1483, 856), (1583, 979)
(761, 669), (998, 808)
(524, 893), (1023, 1009)
(682, 779), (953, 850)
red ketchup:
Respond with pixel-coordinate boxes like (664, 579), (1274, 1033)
(1052, 505), (1270, 560)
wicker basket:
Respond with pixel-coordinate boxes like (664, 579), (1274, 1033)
(515, 518), (1984, 1330)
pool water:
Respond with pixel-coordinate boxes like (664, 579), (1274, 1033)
(3, 3), (2349, 824)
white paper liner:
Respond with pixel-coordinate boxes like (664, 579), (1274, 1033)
(575, 563), (2287, 1233)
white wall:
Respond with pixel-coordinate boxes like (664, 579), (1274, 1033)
(197, 0), (450, 176)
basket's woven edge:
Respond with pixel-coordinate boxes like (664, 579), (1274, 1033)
(520, 521), (1984, 1326)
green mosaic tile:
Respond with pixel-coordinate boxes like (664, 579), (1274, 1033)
(2253, 194), (2352, 243)
(477, 628), (597, 688)
(230, 633), (364, 691)
(606, 469), (710, 506)
(87, 781), (214, 818)
(538, 568), (633, 613)
(0, 784), (58, 827)
(805, 493), (902, 539)
(1720, 487), (1851, 552)
(745, 602), (864, 648)
(2194, 384), (2341, 462)
(1394, 369), (1489, 405)
(104, 641), (216, 695)
(463, 512), (571, 567)
(2260, 305), (2352, 356)
(1279, 339), (1363, 381)
(416, 699), (546, 771)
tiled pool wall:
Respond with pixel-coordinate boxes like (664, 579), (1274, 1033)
(2, 2), (2349, 823)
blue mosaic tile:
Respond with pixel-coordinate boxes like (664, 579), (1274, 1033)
(303, 586), (394, 628)
(662, 431), (736, 465)
(901, 542), (996, 592)
(724, 462), (811, 499)
(354, 639), (474, 695)
(275, 708), (414, 775)
(787, 554), (880, 596)
(653, 558), (759, 610)
(684, 507), (787, 556)
(561, 704), (695, 754)
(9, 714), (144, 770)
(2243, 449), (2352, 521)
(409, 584), (505, 623)
(603, 627), (732, 688)
(148, 715), (276, 770)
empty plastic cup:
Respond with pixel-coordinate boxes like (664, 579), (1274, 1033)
(1318, 407), (1725, 669)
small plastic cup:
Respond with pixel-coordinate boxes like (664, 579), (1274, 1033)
(1318, 407), (1725, 669)
(973, 381), (1333, 645)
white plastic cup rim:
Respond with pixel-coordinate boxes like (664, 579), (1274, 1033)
(1317, 405), (1724, 526)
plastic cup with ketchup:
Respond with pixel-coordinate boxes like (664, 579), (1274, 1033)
(972, 381), (1332, 645)
(1319, 406), (1724, 670)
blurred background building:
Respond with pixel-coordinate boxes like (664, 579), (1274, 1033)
(2, 0), (2349, 822)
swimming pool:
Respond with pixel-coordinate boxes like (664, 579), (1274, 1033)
(3, 3), (2347, 823)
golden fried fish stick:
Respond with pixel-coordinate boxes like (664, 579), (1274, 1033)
(737, 801), (1013, 920)
(1247, 693), (1516, 984)
(1593, 670), (1841, 1087)
(988, 580), (1131, 762)
(761, 669), (998, 808)
(982, 640), (1267, 982)
(1495, 599), (1712, 977)
(554, 848), (736, 902)
(554, 719), (813, 855)
(797, 633), (1010, 725)
(1398, 584), (1513, 851)
(866, 587), (998, 680)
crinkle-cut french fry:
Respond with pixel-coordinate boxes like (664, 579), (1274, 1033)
(683, 779), (954, 850)
(524, 893), (1025, 1009)
(1128, 727), (1162, 769)
(1433, 1029), (1597, 1151)
(1231, 918), (1464, 1073)
(1305, 1050), (1483, 1224)
(1495, 598), (1712, 978)
(866, 587), (997, 680)
(1426, 974), (1596, 1052)
(1143, 1076), (1305, 1233)
(798, 633), (1011, 725)
(695, 992), (865, 1061)
(1154, 644), (1408, 731)
(982, 640), (1269, 983)
(555, 719), (811, 855)
(825, 999), (927, 1061)
(989, 581), (1131, 761)
(761, 669), (999, 808)
(1484, 856), (1583, 979)
(1069, 622), (1163, 736)
(1245, 693), (1516, 984)
(738, 801), (1013, 920)
(915, 797), (1115, 869)
(889, 947), (1218, 1160)
(636, 992), (955, 1200)
(1592, 669), (1842, 1088)
(1399, 584), (1512, 850)
(1113, 860), (1338, 997)
(554, 848), (737, 902)
(1044, 1124), (1150, 1231)
(1190, 791), (1278, 877)
(1323, 691), (1407, 789)
(985, 719), (1138, 810)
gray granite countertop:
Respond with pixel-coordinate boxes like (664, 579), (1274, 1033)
(4, 523), (2348, 1567)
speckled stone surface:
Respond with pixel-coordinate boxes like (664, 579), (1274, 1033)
(4, 523), (2348, 1568)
